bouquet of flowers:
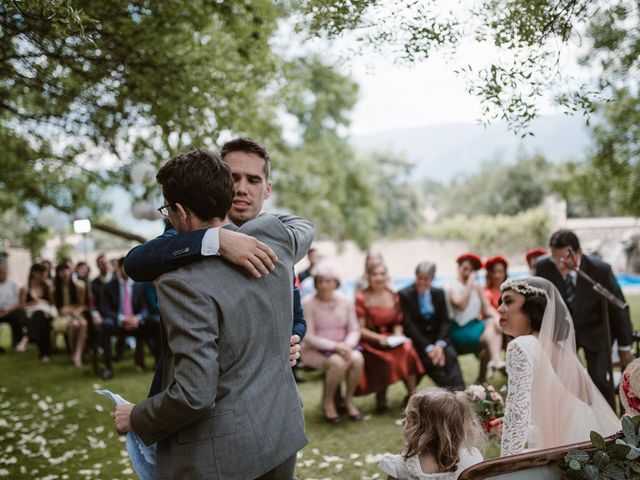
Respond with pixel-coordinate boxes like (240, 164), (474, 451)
(465, 384), (505, 432)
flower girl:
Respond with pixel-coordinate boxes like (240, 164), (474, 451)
(379, 388), (484, 480)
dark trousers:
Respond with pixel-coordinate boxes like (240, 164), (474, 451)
(100, 320), (162, 370)
(583, 346), (616, 408)
(254, 453), (297, 480)
(0, 308), (26, 346)
(418, 345), (465, 391)
(27, 311), (52, 358)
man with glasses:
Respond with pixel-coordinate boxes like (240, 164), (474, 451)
(535, 228), (634, 406)
(113, 149), (312, 479)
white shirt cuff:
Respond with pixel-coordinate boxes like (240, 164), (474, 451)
(618, 345), (632, 352)
(201, 228), (221, 256)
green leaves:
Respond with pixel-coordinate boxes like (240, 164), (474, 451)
(561, 416), (640, 480)
(591, 431), (607, 450)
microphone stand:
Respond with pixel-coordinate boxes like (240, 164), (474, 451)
(563, 251), (628, 411)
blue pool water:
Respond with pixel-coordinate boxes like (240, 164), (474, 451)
(331, 273), (640, 300)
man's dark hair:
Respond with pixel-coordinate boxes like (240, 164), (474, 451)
(156, 148), (234, 221)
(221, 137), (271, 179)
(549, 229), (581, 251)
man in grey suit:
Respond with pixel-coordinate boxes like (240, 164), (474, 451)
(113, 148), (313, 479)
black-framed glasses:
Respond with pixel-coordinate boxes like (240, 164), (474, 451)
(157, 203), (174, 218)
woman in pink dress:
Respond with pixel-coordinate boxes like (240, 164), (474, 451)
(356, 262), (424, 411)
(301, 263), (364, 423)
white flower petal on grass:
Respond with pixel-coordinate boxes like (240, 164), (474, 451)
(95, 404), (104, 412)
(365, 453), (383, 464)
(0, 419), (7, 428)
(94, 426), (104, 434)
(65, 400), (78, 408)
(350, 453), (360, 459)
(297, 451), (303, 459)
(311, 448), (320, 455)
(302, 459), (316, 467)
(394, 419), (403, 426)
(318, 462), (329, 469)
(354, 461), (363, 467)
(31, 394), (39, 401)
(323, 455), (342, 462)
(363, 415), (372, 421)
(0, 469), (8, 476)
(335, 463), (343, 472)
(121, 467), (133, 475)
(37, 400), (49, 411)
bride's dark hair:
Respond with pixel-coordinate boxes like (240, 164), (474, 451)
(522, 294), (547, 332)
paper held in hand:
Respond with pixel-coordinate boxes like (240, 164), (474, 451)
(386, 335), (409, 348)
(96, 389), (157, 480)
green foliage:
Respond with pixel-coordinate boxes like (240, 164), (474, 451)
(561, 415), (640, 480)
(0, 2), (382, 247)
(55, 243), (73, 263)
(438, 154), (554, 217)
(426, 206), (550, 254)
(365, 150), (424, 238)
(298, 0), (608, 132)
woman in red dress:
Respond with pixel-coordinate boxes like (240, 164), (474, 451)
(356, 262), (424, 411)
(483, 255), (509, 310)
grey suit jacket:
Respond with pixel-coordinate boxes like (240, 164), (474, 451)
(131, 214), (314, 480)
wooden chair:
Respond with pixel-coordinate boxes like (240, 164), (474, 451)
(458, 433), (622, 480)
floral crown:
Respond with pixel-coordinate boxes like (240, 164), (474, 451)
(500, 279), (547, 297)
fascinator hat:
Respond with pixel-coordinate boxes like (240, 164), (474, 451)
(456, 253), (482, 271)
(525, 248), (547, 263)
(485, 255), (508, 271)
(620, 358), (640, 416)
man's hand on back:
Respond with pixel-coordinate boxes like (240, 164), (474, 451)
(290, 335), (301, 366)
(219, 229), (277, 278)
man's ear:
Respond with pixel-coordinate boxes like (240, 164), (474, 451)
(174, 203), (189, 223)
(264, 180), (273, 199)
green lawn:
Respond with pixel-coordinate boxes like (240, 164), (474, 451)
(0, 295), (638, 479)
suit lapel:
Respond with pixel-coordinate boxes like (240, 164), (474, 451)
(575, 255), (591, 300)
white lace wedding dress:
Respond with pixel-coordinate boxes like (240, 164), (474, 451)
(501, 335), (620, 456)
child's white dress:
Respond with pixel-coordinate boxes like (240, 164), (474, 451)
(378, 448), (483, 480)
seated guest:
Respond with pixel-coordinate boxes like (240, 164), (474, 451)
(53, 262), (88, 367)
(20, 263), (56, 362)
(399, 261), (464, 390)
(483, 255), (509, 310)
(301, 263), (364, 424)
(378, 388), (483, 480)
(99, 257), (161, 379)
(447, 253), (503, 383)
(356, 262), (424, 411)
(0, 253), (28, 353)
(525, 248), (546, 275)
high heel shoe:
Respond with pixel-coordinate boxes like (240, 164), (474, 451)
(486, 360), (506, 379)
(322, 406), (340, 424)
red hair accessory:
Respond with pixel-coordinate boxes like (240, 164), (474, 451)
(485, 255), (508, 271)
(456, 253), (482, 270)
(525, 248), (547, 263)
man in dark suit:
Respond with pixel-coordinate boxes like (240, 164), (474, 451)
(536, 229), (634, 405)
(99, 257), (161, 379)
(399, 261), (465, 390)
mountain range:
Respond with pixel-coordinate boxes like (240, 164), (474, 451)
(351, 114), (594, 183)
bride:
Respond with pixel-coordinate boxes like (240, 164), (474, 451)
(498, 276), (620, 456)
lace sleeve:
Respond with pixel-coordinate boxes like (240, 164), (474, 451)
(501, 340), (533, 456)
